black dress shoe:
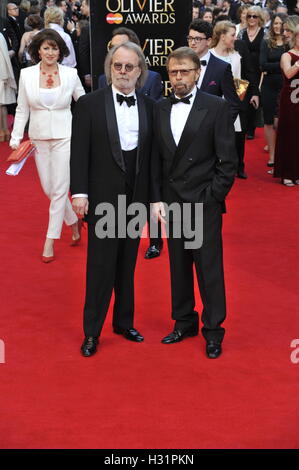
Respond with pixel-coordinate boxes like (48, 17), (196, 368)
(113, 327), (144, 342)
(246, 134), (254, 140)
(206, 341), (222, 359)
(236, 171), (248, 179)
(81, 336), (99, 357)
(161, 326), (198, 344)
(145, 241), (163, 259)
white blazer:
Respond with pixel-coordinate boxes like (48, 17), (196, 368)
(10, 63), (85, 146)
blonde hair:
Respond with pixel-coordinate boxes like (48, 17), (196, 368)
(290, 24), (299, 48)
(246, 6), (265, 28)
(20, 0), (31, 12)
(284, 15), (299, 34)
(44, 6), (64, 28)
(211, 21), (236, 49)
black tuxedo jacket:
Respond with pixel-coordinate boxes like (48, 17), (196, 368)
(151, 90), (237, 210)
(7, 15), (23, 47)
(200, 53), (241, 122)
(70, 86), (154, 224)
(0, 16), (18, 53)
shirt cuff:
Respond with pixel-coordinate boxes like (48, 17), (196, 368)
(72, 194), (88, 198)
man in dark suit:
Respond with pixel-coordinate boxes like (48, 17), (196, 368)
(97, 26), (164, 259)
(151, 47), (237, 359)
(6, 3), (24, 50)
(78, 0), (91, 91)
(187, 19), (240, 123)
(70, 42), (154, 357)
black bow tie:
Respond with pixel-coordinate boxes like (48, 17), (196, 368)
(116, 93), (136, 107)
(200, 60), (207, 66)
(169, 94), (192, 105)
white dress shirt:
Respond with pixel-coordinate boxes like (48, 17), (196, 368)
(72, 85), (139, 199)
(111, 84), (139, 151)
(196, 51), (211, 90)
(170, 86), (197, 146)
(49, 23), (76, 68)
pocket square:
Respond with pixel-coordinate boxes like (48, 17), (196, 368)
(208, 81), (217, 86)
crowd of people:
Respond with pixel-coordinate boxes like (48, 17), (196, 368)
(0, 0), (298, 358)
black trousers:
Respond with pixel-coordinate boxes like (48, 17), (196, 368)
(83, 149), (140, 337)
(167, 202), (226, 343)
(83, 223), (140, 337)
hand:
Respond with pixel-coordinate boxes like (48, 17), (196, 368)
(8, 50), (15, 58)
(250, 95), (259, 109)
(10, 143), (19, 150)
(273, 117), (279, 131)
(72, 197), (89, 217)
(67, 20), (75, 32)
(84, 74), (92, 88)
(151, 202), (166, 225)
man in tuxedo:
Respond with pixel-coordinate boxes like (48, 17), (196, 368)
(97, 26), (164, 259)
(6, 3), (24, 50)
(152, 47), (237, 358)
(187, 19), (240, 123)
(78, 0), (91, 91)
(70, 42), (154, 357)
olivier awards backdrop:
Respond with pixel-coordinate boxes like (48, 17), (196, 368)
(90, 0), (192, 96)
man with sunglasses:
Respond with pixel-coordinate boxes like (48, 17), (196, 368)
(151, 47), (237, 359)
(187, 19), (240, 123)
(70, 43), (154, 357)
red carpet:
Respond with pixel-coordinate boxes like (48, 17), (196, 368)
(1, 129), (299, 449)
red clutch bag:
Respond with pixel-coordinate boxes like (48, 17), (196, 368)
(7, 140), (35, 163)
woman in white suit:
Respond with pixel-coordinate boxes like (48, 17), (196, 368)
(10, 29), (85, 262)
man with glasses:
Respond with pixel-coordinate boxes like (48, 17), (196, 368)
(187, 19), (240, 123)
(98, 26), (163, 260)
(6, 3), (24, 49)
(70, 43), (154, 357)
(151, 47), (237, 359)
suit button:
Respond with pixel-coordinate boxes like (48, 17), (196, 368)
(188, 157), (193, 161)
(169, 178), (173, 183)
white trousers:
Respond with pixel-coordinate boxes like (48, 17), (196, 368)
(33, 138), (77, 239)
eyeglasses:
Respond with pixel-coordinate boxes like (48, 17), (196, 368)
(247, 14), (258, 19)
(186, 36), (207, 43)
(168, 68), (197, 77)
(8, 6), (19, 10)
(113, 62), (139, 72)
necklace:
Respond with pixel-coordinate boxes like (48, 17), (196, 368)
(248, 27), (259, 38)
(40, 67), (58, 88)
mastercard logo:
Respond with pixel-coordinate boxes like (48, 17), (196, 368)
(106, 13), (123, 24)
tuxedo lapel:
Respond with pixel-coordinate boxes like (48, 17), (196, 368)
(200, 55), (217, 91)
(136, 92), (147, 175)
(104, 86), (126, 173)
(159, 98), (177, 156)
(170, 91), (208, 172)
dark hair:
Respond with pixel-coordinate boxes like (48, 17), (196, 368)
(26, 14), (44, 30)
(214, 14), (230, 24)
(166, 47), (201, 70)
(111, 27), (140, 46)
(201, 7), (213, 17)
(188, 19), (213, 39)
(267, 13), (288, 47)
(28, 28), (70, 63)
(193, 0), (201, 8)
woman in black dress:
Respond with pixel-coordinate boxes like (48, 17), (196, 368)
(260, 13), (287, 168)
(274, 25), (299, 186)
(241, 6), (264, 140)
